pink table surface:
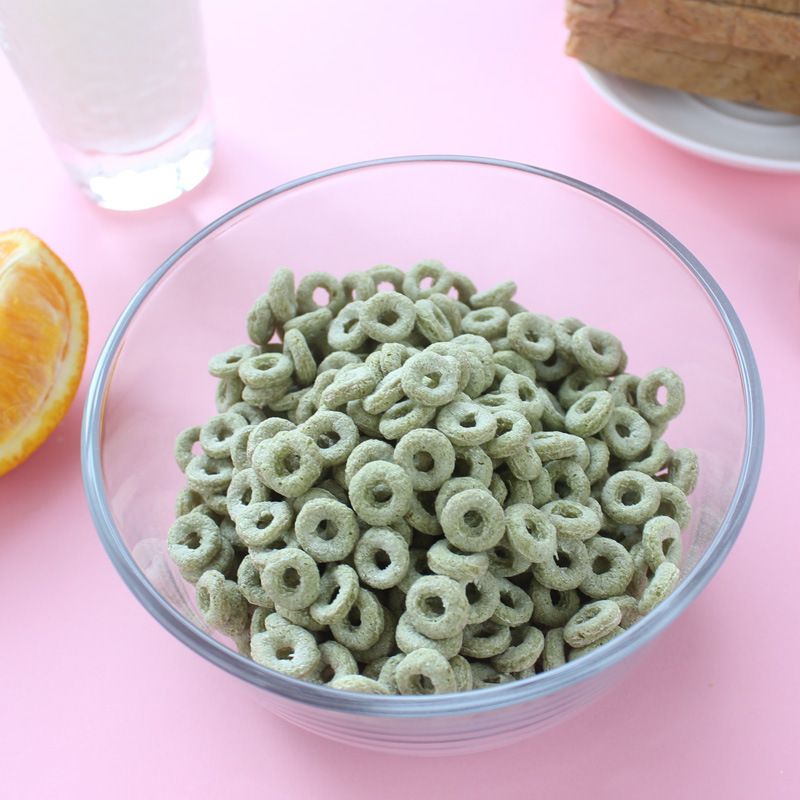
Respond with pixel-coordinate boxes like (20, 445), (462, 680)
(1, 1), (797, 797)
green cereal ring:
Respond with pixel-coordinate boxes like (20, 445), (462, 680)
(602, 404), (651, 460)
(546, 459), (591, 504)
(238, 352), (294, 393)
(667, 447), (700, 495)
(580, 536), (635, 599)
(636, 367), (686, 425)
(452, 445), (494, 486)
(564, 599), (623, 648)
(400, 350), (460, 407)
(265, 267), (297, 323)
(397, 548), (435, 593)
(395, 648), (457, 695)
(402, 259), (453, 300)
(375, 652), (404, 691)
(174, 426), (202, 471)
(428, 294), (464, 337)
(625, 438), (672, 476)
(491, 625), (545, 674)
(362, 368), (405, 415)
(542, 499), (600, 540)
(601, 470), (661, 525)
(227, 401), (266, 426)
(530, 431), (583, 462)
(567, 627), (624, 660)
(506, 312), (555, 361)
(246, 294), (277, 348)
(396, 612), (463, 659)
(537, 387), (567, 431)
(282, 328), (316, 386)
(343, 439), (395, 489)
(610, 594), (642, 628)
(294, 497), (359, 562)
(184, 454), (234, 495)
(346, 399), (384, 438)
(642, 515), (683, 570)
(460, 619), (512, 659)
(403, 490), (443, 537)
(200, 412), (249, 460)
(225, 467), (271, 523)
(414, 298), (454, 343)
(341, 270), (377, 303)
(251, 616), (320, 679)
(528, 469), (555, 507)
(314, 640), (359, 684)
(167, 512), (224, 574)
(276, 388), (313, 419)
(492, 350), (539, 383)
(608, 373), (640, 408)
(228, 425), (255, 471)
(367, 263), (405, 291)
(638, 561), (680, 613)
(463, 572), (501, 624)
(246, 417), (297, 462)
(351, 606), (397, 663)
(296, 271), (346, 316)
(321, 364), (381, 408)
(482, 408), (531, 459)
(251, 429), (324, 498)
(440, 488), (506, 553)
(564, 390), (614, 438)
(570, 326), (624, 376)
(215, 375), (246, 412)
(654, 481), (692, 531)
(486, 534), (533, 578)
(405, 575), (470, 640)
(533, 349), (574, 384)
(469, 279), (517, 309)
(584, 438), (611, 485)
(378, 397), (437, 440)
(196, 569), (249, 636)
(557, 369), (608, 409)
(299, 409), (359, 467)
(309, 563), (360, 625)
(327, 301), (368, 352)
(283, 307), (334, 343)
(541, 627), (567, 671)
(626, 541), (651, 600)
(349, 460), (414, 526)
(260, 547), (321, 610)
(460, 306), (510, 339)
(237, 555), (275, 608)
(435, 477), (487, 519)
(427, 538), (489, 582)
(491, 577), (534, 627)
(360, 290), (416, 343)
(505, 503), (558, 562)
(329, 675), (391, 694)
(354, 527), (410, 589)
(532, 534), (590, 591)
(174, 487), (204, 518)
(506, 438), (543, 481)
(393, 428), (456, 491)
(449, 270), (478, 303)
(470, 662), (515, 688)
(208, 344), (260, 380)
(474, 391), (523, 415)
(500, 373), (544, 424)
(235, 501), (293, 548)
(529, 583), (581, 628)
(378, 342), (413, 375)
(330, 587), (385, 651)
(488, 472), (509, 506)
(449, 654), (473, 692)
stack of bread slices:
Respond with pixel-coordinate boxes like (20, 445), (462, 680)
(564, 0), (800, 115)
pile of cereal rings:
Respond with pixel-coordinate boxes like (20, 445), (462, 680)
(167, 261), (699, 695)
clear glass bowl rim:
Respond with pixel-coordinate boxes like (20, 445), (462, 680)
(81, 154), (765, 719)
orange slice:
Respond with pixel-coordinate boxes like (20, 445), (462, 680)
(0, 229), (88, 477)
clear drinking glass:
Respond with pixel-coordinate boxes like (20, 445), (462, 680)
(0, 0), (214, 210)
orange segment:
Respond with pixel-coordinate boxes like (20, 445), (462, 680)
(0, 229), (88, 477)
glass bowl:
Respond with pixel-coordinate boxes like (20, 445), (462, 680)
(82, 156), (764, 756)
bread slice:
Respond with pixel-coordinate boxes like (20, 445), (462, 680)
(566, 0), (800, 57)
(565, 23), (800, 114)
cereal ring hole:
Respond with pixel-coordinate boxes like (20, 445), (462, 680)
(592, 555), (612, 574)
(621, 488), (643, 506)
(282, 567), (301, 589)
(423, 596), (446, 618)
(378, 308), (400, 327)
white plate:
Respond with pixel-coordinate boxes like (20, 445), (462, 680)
(580, 64), (800, 173)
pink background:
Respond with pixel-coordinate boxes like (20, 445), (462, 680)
(0, 1), (797, 796)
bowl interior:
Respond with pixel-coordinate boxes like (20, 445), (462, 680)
(84, 157), (761, 716)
